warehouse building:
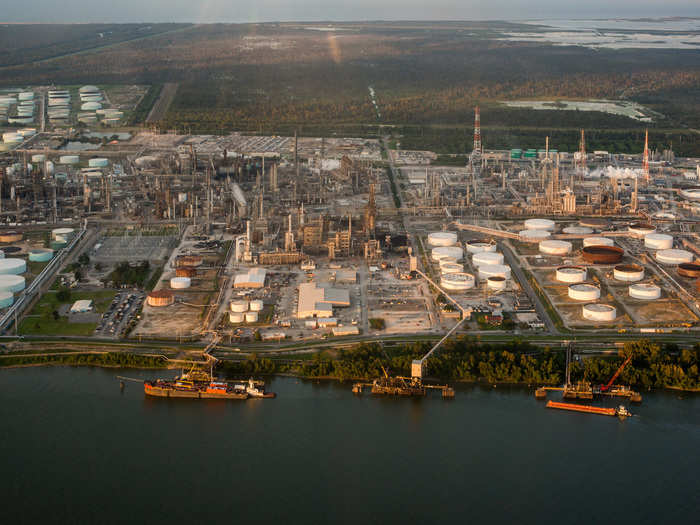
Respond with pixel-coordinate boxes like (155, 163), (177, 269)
(234, 267), (267, 288)
(296, 282), (350, 319)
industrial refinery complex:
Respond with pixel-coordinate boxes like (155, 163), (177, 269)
(0, 90), (699, 367)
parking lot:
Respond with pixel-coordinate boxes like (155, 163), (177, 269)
(95, 291), (145, 338)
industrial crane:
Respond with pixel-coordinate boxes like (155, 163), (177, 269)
(600, 354), (633, 392)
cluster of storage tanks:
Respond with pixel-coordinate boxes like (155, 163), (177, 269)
(429, 232), (512, 292)
(0, 91), (35, 127)
(48, 90), (71, 124)
(229, 299), (263, 324)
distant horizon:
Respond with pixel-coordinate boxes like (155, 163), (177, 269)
(1, 0), (699, 25)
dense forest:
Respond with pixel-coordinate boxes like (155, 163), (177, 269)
(219, 339), (700, 391)
(0, 352), (166, 368)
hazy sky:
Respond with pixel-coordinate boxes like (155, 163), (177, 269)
(2, 1), (700, 23)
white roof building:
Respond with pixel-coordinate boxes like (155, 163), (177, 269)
(297, 282), (350, 319)
(70, 299), (93, 313)
(234, 267), (267, 288)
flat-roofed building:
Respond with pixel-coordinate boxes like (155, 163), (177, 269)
(297, 282), (350, 318)
(234, 267), (267, 288)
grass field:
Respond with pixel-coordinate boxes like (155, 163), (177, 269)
(19, 290), (117, 336)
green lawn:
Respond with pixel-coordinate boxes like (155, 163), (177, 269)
(19, 290), (117, 336)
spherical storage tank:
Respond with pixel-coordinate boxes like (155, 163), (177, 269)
(583, 237), (614, 248)
(582, 304), (617, 322)
(440, 272), (475, 291)
(556, 266), (587, 283)
(465, 240), (497, 254)
(644, 233), (673, 250)
(146, 290), (174, 307)
(472, 251), (504, 267)
(487, 276), (507, 291)
(519, 229), (551, 242)
(229, 312), (245, 323)
(0, 291), (14, 308)
(656, 249), (694, 265)
(88, 158), (109, 168)
(28, 249), (53, 262)
(568, 284), (601, 301)
(170, 277), (191, 289)
(614, 264), (645, 282)
(249, 300), (264, 312)
(427, 232), (458, 247)
(0, 258), (26, 275)
(524, 218), (555, 231)
(478, 264), (511, 281)
(539, 240), (572, 256)
(245, 311), (259, 323)
(0, 275), (25, 293)
(629, 283), (661, 300)
(431, 246), (463, 262)
(230, 300), (248, 313)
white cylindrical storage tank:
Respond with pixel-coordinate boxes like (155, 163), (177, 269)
(88, 158), (109, 168)
(563, 226), (593, 235)
(2, 132), (23, 143)
(440, 272), (475, 291)
(249, 299), (264, 312)
(79, 85), (100, 94)
(519, 229), (551, 242)
(431, 246), (463, 262)
(478, 264), (511, 281)
(440, 262), (463, 274)
(644, 233), (673, 250)
(487, 276), (507, 291)
(0, 259), (26, 275)
(465, 240), (497, 254)
(230, 300), (248, 313)
(656, 249), (694, 265)
(170, 276), (191, 289)
(28, 249), (54, 262)
(582, 303), (617, 322)
(524, 218), (555, 231)
(80, 102), (102, 111)
(59, 155), (79, 165)
(427, 232), (458, 247)
(245, 311), (259, 323)
(0, 275), (25, 293)
(31, 154), (46, 163)
(568, 284), (601, 301)
(539, 240), (572, 256)
(438, 257), (458, 268)
(472, 251), (504, 267)
(178, 192), (188, 203)
(52, 227), (75, 241)
(229, 312), (245, 323)
(556, 266), (587, 283)
(583, 236), (615, 248)
(614, 264), (645, 282)
(0, 291), (14, 308)
(18, 92), (34, 101)
(629, 283), (661, 300)
(628, 223), (656, 236)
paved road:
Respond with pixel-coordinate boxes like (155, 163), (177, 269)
(500, 241), (559, 335)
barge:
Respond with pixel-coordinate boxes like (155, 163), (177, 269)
(144, 369), (275, 400)
(546, 400), (630, 418)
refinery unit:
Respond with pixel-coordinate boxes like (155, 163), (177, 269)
(0, 101), (698, 350)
